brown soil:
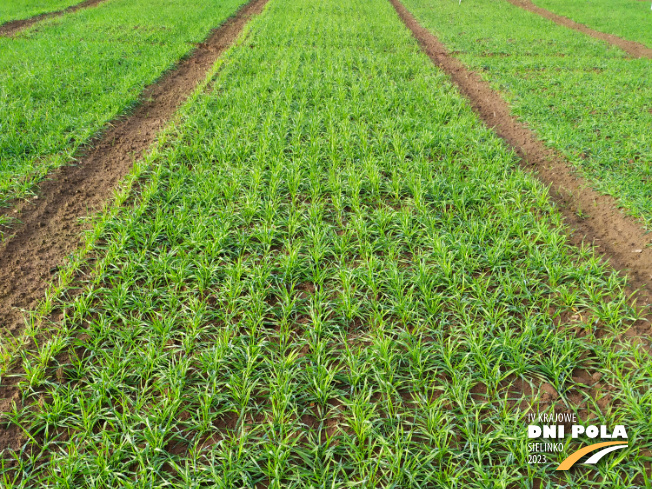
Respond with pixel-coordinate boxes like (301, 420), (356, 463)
(505, 0), (652, 59)
(0, 0), (268, 422)
(0, 0), (109, 37)
(389, 0), (652, 315)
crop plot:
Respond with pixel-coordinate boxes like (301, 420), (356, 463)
(0, 0), (92, 26)
(0, 0), (649, 487)
(400, 0), (652, 229)
(0, 0), (247, 212)
(503, 0), (652, 59)
(0, 0), (114, 38)
(0, 0), (650, 487)
(530, 0), (652, 49)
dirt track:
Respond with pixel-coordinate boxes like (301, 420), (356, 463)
(0, 0), (268, 347)
(390, 0), (652, 322)
(505, 0), (652, 59)
(0, 0), (110, 37)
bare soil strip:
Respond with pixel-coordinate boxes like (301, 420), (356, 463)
(504, 0), (652, 59)
(0, 0), (268, 339)
(0, 0), (109, 37)
(389, 0), (652, 318)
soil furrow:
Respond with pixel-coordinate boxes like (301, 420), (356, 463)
(0, 0), (268, 338)
(0, 0), (110, 37)
(504, 0), (652, 59)
(390, 0), (652, 318)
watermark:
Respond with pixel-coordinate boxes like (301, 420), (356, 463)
(525, 411), (628, 470)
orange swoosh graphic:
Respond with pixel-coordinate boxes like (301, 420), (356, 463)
(556, 442), (628, 470)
